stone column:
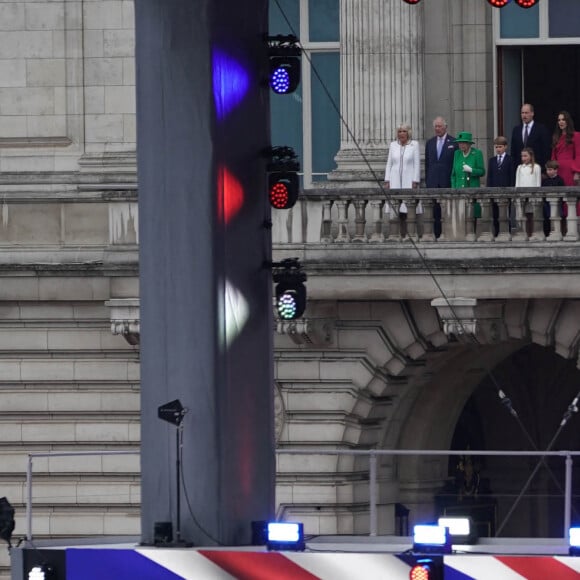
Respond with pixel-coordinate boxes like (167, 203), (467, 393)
(328, 0), (424, 185)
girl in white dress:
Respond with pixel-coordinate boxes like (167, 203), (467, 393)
(515, 147), (541, 237)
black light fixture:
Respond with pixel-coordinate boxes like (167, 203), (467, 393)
(266, 146), (300, 210)
(0, 497), (15, 549)
(267, 35), (301, 95)
(158, 399), (187, 426)
(402, 0), (422, 4)
(272, 258), (307, 320)
(157, 399), (192, 547)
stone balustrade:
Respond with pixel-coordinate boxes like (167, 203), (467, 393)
(273, 186), (580, 244)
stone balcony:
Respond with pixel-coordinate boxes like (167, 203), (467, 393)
(273, 186), (580, 245)
(272, 186), (580, 302)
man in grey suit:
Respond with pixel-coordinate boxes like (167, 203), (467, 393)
(425, 117), (457, 237)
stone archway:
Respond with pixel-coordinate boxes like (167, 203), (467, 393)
(274, 297), (580, 535)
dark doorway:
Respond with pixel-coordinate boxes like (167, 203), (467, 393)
(499, 45), (580, 137)
(523, 46), (580, 130)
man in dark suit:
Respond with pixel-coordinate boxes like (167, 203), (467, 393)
(487, 136), (515, 236)
(510, 103), (551, 174)
(425, 116), (457, 237)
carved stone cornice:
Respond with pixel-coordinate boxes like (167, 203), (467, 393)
(105, 298), (140, 346)
(275, 318), (333, 346)
(431, 297), (478, 337)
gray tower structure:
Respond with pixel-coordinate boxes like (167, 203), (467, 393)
(135, 0), (275, 546)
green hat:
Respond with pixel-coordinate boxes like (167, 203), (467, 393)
(456, 131), (474, 144)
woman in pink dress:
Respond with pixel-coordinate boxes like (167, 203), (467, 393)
(551, 110), (580, 186)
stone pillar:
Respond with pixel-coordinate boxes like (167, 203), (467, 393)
(328, 0), (424, 185)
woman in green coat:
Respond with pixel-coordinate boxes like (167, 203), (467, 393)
(451, 131), (485, 188)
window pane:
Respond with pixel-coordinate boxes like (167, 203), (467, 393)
(309, 0), (340, 42)
(270, 89), (303, 175)
(500, 3), (539, 39)
(549, 0), (580, 38)
(269, 0), (299, 37)
(311, 52), (340, 179)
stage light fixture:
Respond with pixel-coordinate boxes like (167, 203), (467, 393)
(266, 522), (305, 551)
(0, 497), (15, 548)
(515, 0), (538, 7)
(402, 0), (422, 4)
(437, 516), (478, 545)
(412, 524), (452, 554)
(409, 557), (443, 580)
(266, 146), (300, 210)
(273, 258), (307, 320)
(268, 35), (301, 95)
(28, 565), (55, 580)
(487, 0), (509, 7)
(569, 527), (580, 556)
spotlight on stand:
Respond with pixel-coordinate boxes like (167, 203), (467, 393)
(157, 399), (192, 547)
(267, 35), (301, 94)
(266, 146), (300, 210)
(272, 258), (307, 320)
(0, 497), (15, 549)
(412, 524), (452, 555)
(569, 527), (580, 556)
(437, 516), (478, 545)
(266, 522), (305, 552)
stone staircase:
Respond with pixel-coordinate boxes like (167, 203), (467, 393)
(0, 301), (140, 579)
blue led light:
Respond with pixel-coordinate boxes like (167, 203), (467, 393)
(266, 522), (305, 551)
(271, 67), (291, 94)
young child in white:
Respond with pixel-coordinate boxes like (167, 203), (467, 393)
(515, 147), (541, 237)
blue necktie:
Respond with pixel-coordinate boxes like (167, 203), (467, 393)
(437, 138), (443, 159)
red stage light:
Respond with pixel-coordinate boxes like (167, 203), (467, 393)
(217, 166), (244, 225)
(410, 564), (431, 580)
(487, 0), (509, 7)
(402, 0), (421, 4)
(515, 0), (538, 7)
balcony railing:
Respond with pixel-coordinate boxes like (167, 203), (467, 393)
(273, 187), (580, 244)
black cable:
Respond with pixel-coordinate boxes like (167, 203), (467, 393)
(179, 443), (224, 546)
(495, 388), (580, 536)
(272, 0), (535, 454)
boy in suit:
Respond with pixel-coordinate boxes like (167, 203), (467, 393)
(542, 160), (565, 237)
(487, 136), (514, 237)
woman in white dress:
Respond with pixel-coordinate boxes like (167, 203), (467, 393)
(384, 124), (421, 238)
(384, 123), (421, 189)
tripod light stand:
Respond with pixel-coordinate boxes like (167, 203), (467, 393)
(157, 399), (192, 547)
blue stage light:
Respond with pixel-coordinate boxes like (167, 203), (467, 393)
(268, 36), (301, 95)
(569, 527), (580, 556)
(413, 524), (452, 554)
(438, 516), (478, 545)
(266, 522), (305, 551)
